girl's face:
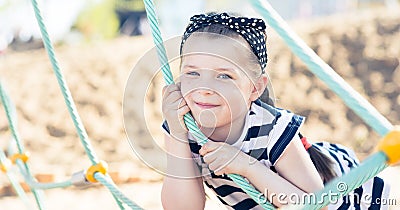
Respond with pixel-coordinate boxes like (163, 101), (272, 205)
(180, 34), (263, 130)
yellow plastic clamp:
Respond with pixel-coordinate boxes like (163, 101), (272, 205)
(377, 127), (400, 165)
(85, 160), (108, 183)
(0, 159), (11, 173)
(10, 153), (29, 164)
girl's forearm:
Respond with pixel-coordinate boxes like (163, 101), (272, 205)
(164, 145), (200, 177)
(162, 134), (205, 210)
(243, 161), (327, 210)
(242, 158), (307, 207)
(237, 139), (328, 209)
(162, 176), (205, 210)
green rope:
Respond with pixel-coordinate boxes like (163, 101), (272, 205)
(29, 0), (98, 166)
(15, 161), (72, 189)
(142, 0), (274, 209)
(0, 83), (72, 199)
(283, 152), (388, 210)
(0, 80), (137, 209)
(305, 152), (388, 209)
(142, 0), (173, 85)
(250, 0), (393, 136)
(4, 171), (32, 210)
(0, 0), (144, 209)
(94, 173), (143, 210)
(0, 150), (32, 210)
(0, 81), (46, 210)
(0, 82), (24, 159)
(111, 191), (127, 210)
(249, 0), (394, 209)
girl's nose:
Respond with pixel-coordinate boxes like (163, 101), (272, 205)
(196, 88), (214, 96)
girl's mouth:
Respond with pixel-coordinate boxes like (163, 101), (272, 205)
(194, 102), (220, 109)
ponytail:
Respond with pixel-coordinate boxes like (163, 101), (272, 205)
(299, 133), (337, 183)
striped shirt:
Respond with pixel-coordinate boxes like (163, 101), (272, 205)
(313, 142), (390, 210)
(162, 99), (390, 209)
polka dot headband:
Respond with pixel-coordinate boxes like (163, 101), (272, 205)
(181, 12), (268, 73)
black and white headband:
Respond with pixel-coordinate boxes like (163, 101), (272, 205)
(180, 12), (268, 73)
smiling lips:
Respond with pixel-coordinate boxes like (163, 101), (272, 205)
(194, 102), (220, 109)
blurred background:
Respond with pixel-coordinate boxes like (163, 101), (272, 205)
(1, 0), (399, 52)
(0, 0), (399, 209)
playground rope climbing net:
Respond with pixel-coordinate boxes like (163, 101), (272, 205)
(0, 0), (399, 209)
(0, 0), (144, 209)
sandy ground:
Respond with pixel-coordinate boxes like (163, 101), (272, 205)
(0, 8), (399, 210)
(0, 181), (233, 209)
(0, 168), (398, 209)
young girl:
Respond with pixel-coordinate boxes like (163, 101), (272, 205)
(161, 12), (389, 209)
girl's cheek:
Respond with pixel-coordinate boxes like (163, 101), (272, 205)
(227, 89), (250, 105)
(180, 80), (191, 95)
(181, 77), (200, 93)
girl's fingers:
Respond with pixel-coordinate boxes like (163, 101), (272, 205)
(208, 161), (225, 175)
(208, 161), (218, 172)
(177, 105), (190, 132)
(164, 92), (183, 107)
(162, 84), (180, 100)
(162, 84), (186, 110)
(167, 84), (180, 93)
(162, 85), (167, 95)
(202, 152), (217, 164)
(214, 169), (225, 176)
(199, 142), (220, 156)
(178, 98), (187, 109)
(177, 105), (190, 116)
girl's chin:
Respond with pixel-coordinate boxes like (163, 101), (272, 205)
(195, 120), (218, 128)
(195, 119), (232, 129)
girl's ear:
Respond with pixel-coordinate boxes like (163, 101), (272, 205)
(250, 75), (268, 101)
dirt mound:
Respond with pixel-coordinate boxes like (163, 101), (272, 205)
(267, 10), (400, 157)
(0, 37), (159, 178)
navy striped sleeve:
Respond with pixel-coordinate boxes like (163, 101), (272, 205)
(369, 177), (385, 209)
(161, 120), (170, 134)
(269, 114), (304, 165)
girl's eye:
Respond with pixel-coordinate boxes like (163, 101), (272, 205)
(186, 71), (200, 76)
(217, 74), (233, 79)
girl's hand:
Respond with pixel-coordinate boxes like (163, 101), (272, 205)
(199, 141), (255, 176)
(162, 83), (191, 138)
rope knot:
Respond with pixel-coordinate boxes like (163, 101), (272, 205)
(10, 153), (30, 164)
(85, 160), (109, 183)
